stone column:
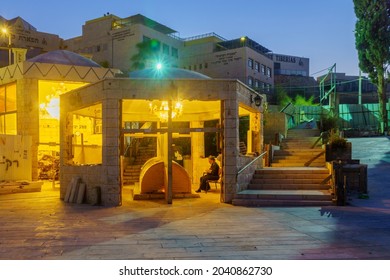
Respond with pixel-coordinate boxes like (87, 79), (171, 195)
(250, 111), (262, 154)
(102, 97), (121, 206)
(222, 96), (239, 203)
(17, 78), (39, 180)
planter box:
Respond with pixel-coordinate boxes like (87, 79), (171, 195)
(325, 142), (352, 162)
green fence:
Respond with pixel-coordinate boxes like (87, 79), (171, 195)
(283, 103), (390, 133)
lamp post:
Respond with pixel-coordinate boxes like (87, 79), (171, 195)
(1, 27), (12, 65)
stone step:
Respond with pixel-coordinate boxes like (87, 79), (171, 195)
(232, 198), (334, 207)
(271, 162), (326, 167)
(250, 178), (329, 185)
(275, 148), (324, 153)
(280, 145), (321, 150)
(247, 183), (330, 190)
(273, 151), (324, 157)
(253, 173), (329, 179)
(232, 190), (332, 206)
(287, 129), (321, 137)
(255, 167), (329, 174)
(272, 158), (325, 164)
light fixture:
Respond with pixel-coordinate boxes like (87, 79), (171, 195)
(149, 100), (183, 122)
(251, 94), (262, 107)
(1, 27), (12, 65)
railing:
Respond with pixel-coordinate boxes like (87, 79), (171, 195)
(182, 32), (227, 42)
(311, 131), (329, 149)
(237, 151), (267, 175)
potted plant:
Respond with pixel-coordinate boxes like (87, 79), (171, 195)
(318, 114), (339, 144)
(325, 134), (352, 162)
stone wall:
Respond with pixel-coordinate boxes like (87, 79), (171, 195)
(263, 111), (287, 145)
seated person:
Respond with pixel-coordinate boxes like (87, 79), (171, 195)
(196, 155), (220, 193)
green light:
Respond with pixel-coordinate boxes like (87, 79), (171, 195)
(156, 63), (162, 70)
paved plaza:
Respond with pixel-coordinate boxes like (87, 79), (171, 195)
(0, 137), (389, 260)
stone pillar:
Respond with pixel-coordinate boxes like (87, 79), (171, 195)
(17, 78), (40, 180)
(102, 98), (121, 206)
(250, 111), (261, 154)
(222, 97), (239, 203)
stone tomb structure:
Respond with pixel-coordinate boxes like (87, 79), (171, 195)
(60, 68), (264, 206)
(0, 50), (118, 182)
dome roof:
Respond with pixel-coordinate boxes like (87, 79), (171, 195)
(129, 67), (211, 79)
(28, 50), (101, 67)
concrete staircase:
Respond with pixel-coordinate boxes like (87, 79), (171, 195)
(272, 128), (325, 167)
(233, 128), (333, 207)
(123, 143), (157, 185)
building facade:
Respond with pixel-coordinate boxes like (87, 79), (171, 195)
(63, 14), (183, 72)
(0, 50), (118, 181)
(272, 53), (309, 77)
(180, 35), (274, 94)
(0, 16), (62, 67)
(63, 14), (277, 94)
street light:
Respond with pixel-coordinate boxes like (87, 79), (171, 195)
(1, 27), (12, 65)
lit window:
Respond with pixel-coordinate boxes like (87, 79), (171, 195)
(0, 83), (17, 135)
(68, 103), (103, 165)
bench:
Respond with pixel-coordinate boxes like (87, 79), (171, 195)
(206, 168), (222, 193)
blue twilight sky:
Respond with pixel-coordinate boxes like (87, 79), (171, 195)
(1, 0), (360, 78)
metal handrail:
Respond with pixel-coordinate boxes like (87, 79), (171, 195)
(237, 151), (267, 175)
(311, 131), (325, 149)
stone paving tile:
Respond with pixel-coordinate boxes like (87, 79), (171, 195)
(0, 138), (389, 260)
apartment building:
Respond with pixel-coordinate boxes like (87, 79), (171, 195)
(63, 14), (183, 72)
(180, 34), (274, 94)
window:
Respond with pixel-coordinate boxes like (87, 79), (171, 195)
(266, 67), (272, 77)
(261, 64), (266, 75)
(255, 61), (260, 72)
(205, 62), (208, 69)
(248, 76), (253, 87)
(254, 79), (259, 88)
(163, 43), (170, 55)
(68, 103), (103, 165)
(194, 65), (197, 71)
(171, 47), (178, 58)
(188, 65), (192, 70)
(0, 83), (17, 135)
(199, 64), (202, 70)
(248, 58), (253, 69)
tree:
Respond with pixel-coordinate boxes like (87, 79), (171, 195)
(353, 0), (390, 133)
(275, 85), (292, 109)
(130, 39), (161, 71)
